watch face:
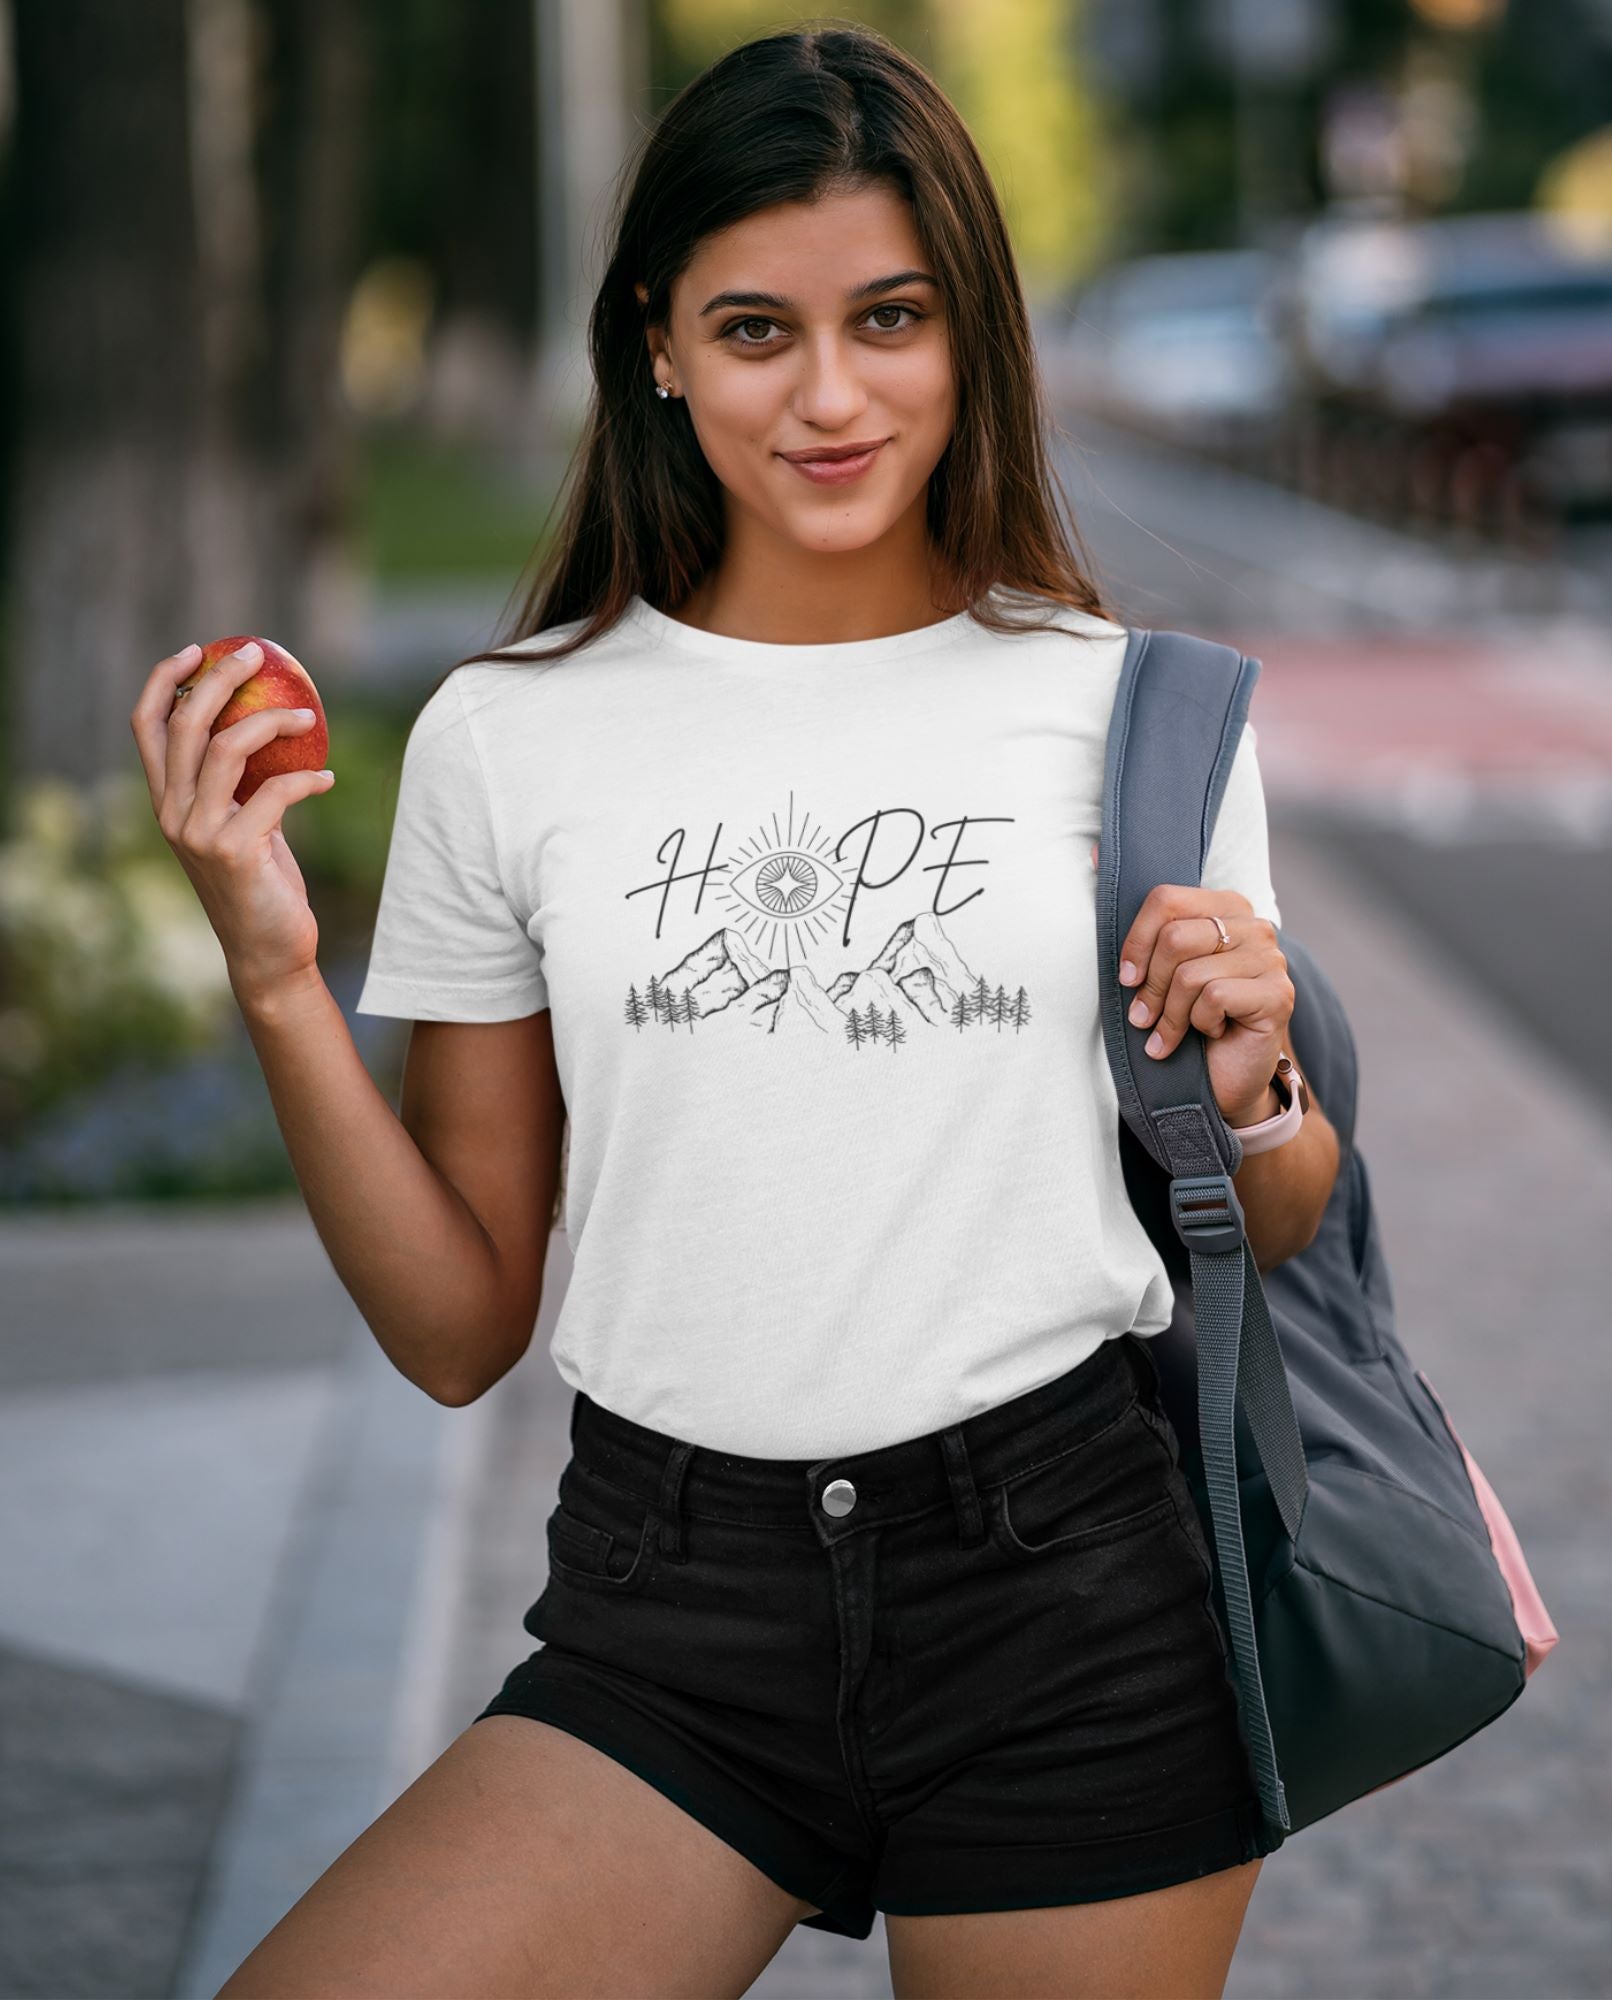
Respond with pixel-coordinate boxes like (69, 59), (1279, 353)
(1277, 1054), (1310, 1114)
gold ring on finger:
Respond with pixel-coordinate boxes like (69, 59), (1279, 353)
(1209, 914), (1233, 953)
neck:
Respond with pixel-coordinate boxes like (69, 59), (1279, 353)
(669, 503), (964, 646)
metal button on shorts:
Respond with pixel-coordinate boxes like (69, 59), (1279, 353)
(820, 1477), (857, 1517)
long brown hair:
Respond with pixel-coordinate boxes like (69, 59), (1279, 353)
(431, 18), (1117, 695)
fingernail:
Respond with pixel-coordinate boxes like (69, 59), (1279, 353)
(233, 641), (262, 663)
(176, 642), (200, 662)
(293, 707), (315, 721)
(1129, 998), (1150, 1026)
(1120, 960), (1139, 984)
(1145, 1031), (1164, 1057)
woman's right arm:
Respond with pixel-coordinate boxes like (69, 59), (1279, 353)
(131, 641), (557, 1405)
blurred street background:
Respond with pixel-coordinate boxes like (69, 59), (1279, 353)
(1, 1), (1610, 1995)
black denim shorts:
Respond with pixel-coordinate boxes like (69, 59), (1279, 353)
(474, 1331), (1278, 1940)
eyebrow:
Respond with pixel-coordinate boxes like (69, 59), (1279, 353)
(696, 270), (940, 317)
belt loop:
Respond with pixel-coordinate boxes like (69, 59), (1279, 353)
(1126, 1331), (1160, 1403)
(656, 1439), (696, 1562)
(939, 1426), (987, 1548)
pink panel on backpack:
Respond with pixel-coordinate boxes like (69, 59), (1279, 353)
(1415, 1369), (1559, 1675)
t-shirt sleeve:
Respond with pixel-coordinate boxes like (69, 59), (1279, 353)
(353, 671), (550, 1022)
(1200, 719), (1282, 929)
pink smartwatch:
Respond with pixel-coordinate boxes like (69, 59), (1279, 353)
(1230, 1052), (1309, 1154)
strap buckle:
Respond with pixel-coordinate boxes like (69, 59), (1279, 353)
(1169, 1172), (1247, 1252)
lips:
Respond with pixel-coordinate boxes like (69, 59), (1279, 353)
(778, 438), (889, 463)
(777, 439), (888, 486)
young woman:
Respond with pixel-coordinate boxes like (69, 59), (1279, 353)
(134, 22), (1339, 1999)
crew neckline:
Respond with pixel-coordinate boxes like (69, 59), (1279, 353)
(625, 590), (990, 666)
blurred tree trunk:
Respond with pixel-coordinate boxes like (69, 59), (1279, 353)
(533, 0), (647, 440)
(249, 0), (370, 666)
(4, 0), (370, 807)
(404, 0), (542, 447)
(441, 0), (537, 343)
(7, 0), (208, 797)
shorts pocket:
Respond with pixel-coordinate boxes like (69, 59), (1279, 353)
(989, 1399), (1179, 1562)
(1131, 1396), (1221, 1592)
(545, 1460), (659, 1593)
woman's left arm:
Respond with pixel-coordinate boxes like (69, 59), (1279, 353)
(1116, 882), (1341, 1273)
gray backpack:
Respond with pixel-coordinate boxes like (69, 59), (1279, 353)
(1097, 625), (1559, 1848)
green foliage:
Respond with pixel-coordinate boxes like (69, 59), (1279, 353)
(292, 695), (413, 895)
(0, 775), (233, 1136)
(927, 0), (1119, 294)
(355, 420), (551, 580)
(0, 694), (412, 1148)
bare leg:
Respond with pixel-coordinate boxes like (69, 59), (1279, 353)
(214, 1715), (821, 2000)
(885, 1856), (1264, 2000)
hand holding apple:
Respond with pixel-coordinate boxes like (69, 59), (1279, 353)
(174, 634), (329, 805)
(130, 635), (337, 1017)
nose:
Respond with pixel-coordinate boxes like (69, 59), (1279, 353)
(791, 333), (870, 433)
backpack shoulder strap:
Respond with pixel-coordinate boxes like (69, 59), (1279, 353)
(1098, 622), (1305, 1842)
(1097, 625), (1261, 1183)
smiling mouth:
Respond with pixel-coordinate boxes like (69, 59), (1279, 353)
(776, 439), (889, 485)
(778, 439), (890, 463)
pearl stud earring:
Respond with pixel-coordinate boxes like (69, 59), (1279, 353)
(654, 383), (671, 400)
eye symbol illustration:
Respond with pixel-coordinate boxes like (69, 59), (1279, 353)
(727, 848), (846, 921)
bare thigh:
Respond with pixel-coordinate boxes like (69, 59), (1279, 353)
(885, 1856), (1264, 2000)
(213, 1715), (820, 2000)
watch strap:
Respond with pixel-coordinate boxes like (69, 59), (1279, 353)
(1230, 1054), (1307, 1154)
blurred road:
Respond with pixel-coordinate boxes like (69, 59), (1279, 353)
(3, 416), (1609, 1997)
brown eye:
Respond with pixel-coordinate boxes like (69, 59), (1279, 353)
(724, 317), (779, 347)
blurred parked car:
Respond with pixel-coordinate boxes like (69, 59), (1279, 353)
(1278, 210), (1612, 530)
(1051, 248), (1294, 454)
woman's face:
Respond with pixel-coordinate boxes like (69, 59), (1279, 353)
(640, 181), (955, 556)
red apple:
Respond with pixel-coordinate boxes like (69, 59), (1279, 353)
(177, 636), (328, 805)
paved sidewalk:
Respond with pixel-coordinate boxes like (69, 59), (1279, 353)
(0, 1206), (470, 2000)
(1, 813), (1606, 1998)
(1217, 826), (1610, 1998)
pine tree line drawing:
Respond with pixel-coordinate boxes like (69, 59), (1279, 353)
(624, 973), (702, 1032)
(948, 973), (1032, 1033)
(621, 909), (1032, 1047)
(844, 1002), (913, 1051)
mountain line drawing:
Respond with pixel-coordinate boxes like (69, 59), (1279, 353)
(621, 910), (1033, 1046)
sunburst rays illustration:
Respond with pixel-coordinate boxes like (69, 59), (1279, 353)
(715, 790), (852, 972)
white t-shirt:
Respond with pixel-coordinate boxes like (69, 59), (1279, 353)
(355, 588), (1282, 1456)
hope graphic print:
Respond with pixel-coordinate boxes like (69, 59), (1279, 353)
(620, 791), (1033, 1044)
